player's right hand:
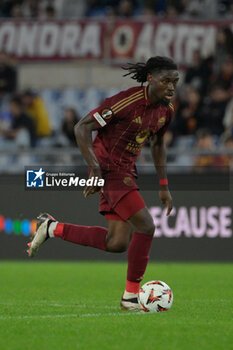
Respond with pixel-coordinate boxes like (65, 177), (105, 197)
(83, 168), (104, 198)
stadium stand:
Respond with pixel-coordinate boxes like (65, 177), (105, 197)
(0, 1), (233, 173)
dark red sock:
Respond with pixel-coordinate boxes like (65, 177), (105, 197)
(54, 223), (107, 251)
(126, 232), (153, 289)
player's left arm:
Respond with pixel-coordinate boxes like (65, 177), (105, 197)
(150, 132), (173, 216)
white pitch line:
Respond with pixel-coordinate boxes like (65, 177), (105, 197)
(0, 302), (119, 309)
(0, 314), (79, 320)
(41, 303), (119, 309)
(0, 312), (148, 320)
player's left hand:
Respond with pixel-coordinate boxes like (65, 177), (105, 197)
(159, 190), (173, 216)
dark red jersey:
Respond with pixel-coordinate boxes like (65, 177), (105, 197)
(90, 86), (174, 174)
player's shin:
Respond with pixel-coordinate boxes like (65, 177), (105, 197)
(120, 232), (153, 311)
(126, 232), (153, 294)
(49, 222), (108, 251)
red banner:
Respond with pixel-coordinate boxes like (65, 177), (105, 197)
(0, 19), (232, 64)
(110, 19), (233, 65)
(0, 20), (105, 60)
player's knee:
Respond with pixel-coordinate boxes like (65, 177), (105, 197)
(136, 220), (155, 236)
(130, 208), (155, 236)
(143, 222), (155, 235)
(114, 241), (128, 253)
(106, 237), (129, 253)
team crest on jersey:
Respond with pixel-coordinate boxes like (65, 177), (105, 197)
(123, 177), (133, 186)
(158, 117), (166, 126)
(101, 108), (113, 120)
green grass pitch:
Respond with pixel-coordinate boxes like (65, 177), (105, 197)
(0, 262), (232, 350)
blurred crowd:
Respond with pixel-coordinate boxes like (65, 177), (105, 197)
(0, 23), (233, 170)
(0, 49), (81, 148)
(0, 0), (233, 19)
(161, 25), (233, 170)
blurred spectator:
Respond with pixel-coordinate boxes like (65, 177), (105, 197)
(0, 0), (18, 17)
(43, 4), (56, 19)
(184, 51), (213, 95)
(62, 107), (80, 146)
(165, 0), (186, 18)
(154, 0), (167, 15)
(214, 27), (233, 73)
(226, 2), (233, 19)
(105, 5), (118, 19)
(198, 84), (230, 136)
(195, 129), (215, 150)
(139, 0), (167, 16)
(22, 90), (51, 138)
(86, 0), (107, 17)
(213, 56), (233, 91)
(166, 5), (180, 19)
(223, 97), (233, 135)
(0, 111), (12, 132)
(59, 0), (86, 18)
(0, 51), (17, 94)
(140, 0), (155, 17)
(1, 0), (233, 19)
(219, 0), (233, 16)
(0, 96), (36, 147)
(172, 87), (201, 136)
(118, 0), (134, 17)
(224, 135), (233, 170)
(141, 6), (155, 17)
(11, 4), (23, 18)
(21, 0), (40, 18)
(184, 0), (218, 18)
(193, 129), (227, 171)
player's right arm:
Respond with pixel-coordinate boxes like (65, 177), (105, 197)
(74, 114), (103, 197)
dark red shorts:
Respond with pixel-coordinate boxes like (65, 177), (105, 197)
(99, 172), (146, 221)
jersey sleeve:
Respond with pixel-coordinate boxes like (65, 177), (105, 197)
(156, 104), (174, 137)
(90, 91), (125, 128)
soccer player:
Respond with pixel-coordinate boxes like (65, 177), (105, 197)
(27, 56), (179, 311)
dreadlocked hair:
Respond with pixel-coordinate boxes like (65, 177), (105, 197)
(122, 56), (178, 86)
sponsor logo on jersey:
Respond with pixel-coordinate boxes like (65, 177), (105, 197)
(126, 141), (142, 152)
(136, 129), (150, 144)
(101, 108), (113, 120)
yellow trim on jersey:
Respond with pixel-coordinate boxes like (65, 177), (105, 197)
(169, 103), (174, 111)
(113, 95), (144, 114)
(111, 90), (143, 110)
